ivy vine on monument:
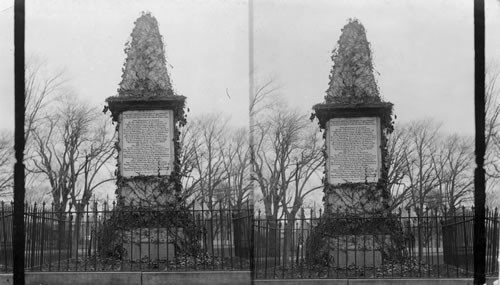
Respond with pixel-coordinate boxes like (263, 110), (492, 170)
(325, 19), (380, 104)
(100, 12), (198, 261)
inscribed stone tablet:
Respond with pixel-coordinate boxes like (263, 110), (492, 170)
(327, 117), (381, 184)
(120, 110), (174, 177)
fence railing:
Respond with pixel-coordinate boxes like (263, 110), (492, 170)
(0, 201), (252, 272)
(253, 207), (500, 279)
(1, 202), (498, 279)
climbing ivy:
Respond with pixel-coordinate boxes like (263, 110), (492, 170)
(118, 12), (172, 95)
(325, 19), (381, 104)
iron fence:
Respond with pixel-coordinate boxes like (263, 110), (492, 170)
(1, 202), (499, 279)
(253, 207), (500, 279)
(0, 201), (252, 272)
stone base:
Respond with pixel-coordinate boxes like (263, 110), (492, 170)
(121, 228), (185, 243)
(323, 183), (388, 215)
(123, 242), (175, 260)
(120, 228), (184, 260)
(313, 235), (390, 267)
(117, 178), (178, 207)
(330, 249), (382, 267)
(306, 213), (406, 267)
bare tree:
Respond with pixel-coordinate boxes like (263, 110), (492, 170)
(430, 135), (474, 214)
(252, 107), (322, 221)
(31, 97), (115, 218)
(219, 127), (252, 211)
(396, 119), (445, 265)
(485, 63), (500, 207)
(0, 58), (66, 199)
(30, 96), (115, 254)
(280, 125), (323, 266)
(189, 114), (229, 211)
(0, 131), (13, 197)
(402, 119), (441, 215)
(180, 115), (252, 212)
(25, 57), (65, 152)
(249, 75), (323, 220)
(280, 127), (323, 223)
(178, 122), (203, 207)
(386, 124), (413, 211)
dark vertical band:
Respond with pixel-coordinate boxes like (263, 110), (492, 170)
(13, 0), (26, 284)
(473, 0), (486, 284)
(248, 1), (255, 283)
(13, 0), (26, 282)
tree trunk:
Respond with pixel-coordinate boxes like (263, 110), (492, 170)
(282, 218), (296, 268)
(72, 204), (86, 258)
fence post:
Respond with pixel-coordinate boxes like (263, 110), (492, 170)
(40, 202), (46, 270)
(425, 206), (430, 275)
(487, 207), (498, 273)
(493, 208), (498, 275)
(1, 202), (8, 271)
(67, 211), (73, 271)
(84, 202), (89, 271)
(433, 207), (440, 277)
(30, 203), (37, 269)
(219, 202), (224, 269)
(462, 206), (469, 276)
(494, 208), (500, 278)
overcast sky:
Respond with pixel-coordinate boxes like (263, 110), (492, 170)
(0, 0), (249, 132)
(0, 0), (499, 206)
(252, 0), (500, 209)
(255, 0), (500, 137)
(0, 0), (499, 133)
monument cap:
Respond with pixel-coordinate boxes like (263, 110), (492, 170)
(325, 19), (380, 104)
(118, 12), (173, 97)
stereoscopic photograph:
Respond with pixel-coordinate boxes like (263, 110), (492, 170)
(0, 0), (499, 284)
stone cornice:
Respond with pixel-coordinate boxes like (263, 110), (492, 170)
(105, 95), (186, 122)
(312, 102), (393, 129)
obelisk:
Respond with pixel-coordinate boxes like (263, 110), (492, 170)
(313, 19), (393, 215)
(105, 13), (186, 209)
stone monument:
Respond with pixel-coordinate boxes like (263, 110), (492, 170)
(308, 19), (399, 267)
(105, 13), (186, 209)
(101, 14), (191, 261)
(312, 19), (393, 216)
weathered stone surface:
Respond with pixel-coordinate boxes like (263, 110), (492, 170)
(324, 184), (386, 215)
(105, 14), (186, 207)
(325, 19), (380, 104)
(312, 17), (397, 259)
(117, 179), (177, 206)
(326, 117), (381, 184)
(119, 13), (172, 95)
(120, 110), (174, 177)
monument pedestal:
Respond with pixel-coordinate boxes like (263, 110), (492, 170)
(99, 13), (199, 263)
(106, 95), (186, 207)
(307, 102), (404, 266)
(313, 102), (393, 215)
(307, 18), (406, 268)
(121, 227), (182, 261)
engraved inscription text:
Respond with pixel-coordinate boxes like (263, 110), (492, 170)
(121, 110), (173, 177)
(327, 117), (380, 184)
